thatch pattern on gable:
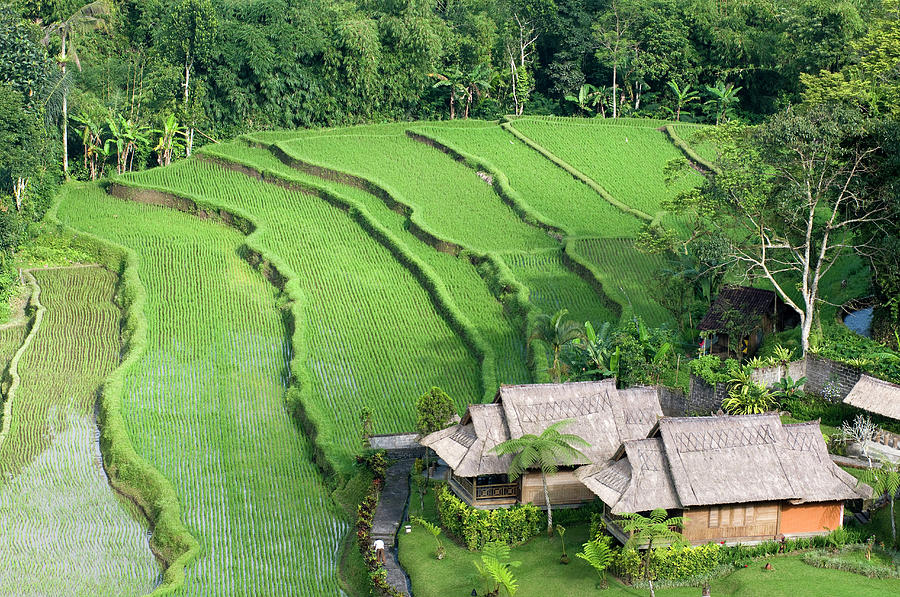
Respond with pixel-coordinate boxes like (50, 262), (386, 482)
(844, 374), (900, 421)
(577, 414), (870, 513)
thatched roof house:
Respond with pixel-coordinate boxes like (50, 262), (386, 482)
(699, 286), (799, 357)
(421, 380), (663, 508)
(577, 414), (870, 544)
(843, 374), (900, 421)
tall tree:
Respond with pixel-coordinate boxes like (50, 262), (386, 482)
(492, 418), (589, 534)
(40, 0), (110, 177)
(667, 104), (889, 354)
(593, 0), (636, 119)
(415, 386), (456, 480)
(159, 0), (217, 156)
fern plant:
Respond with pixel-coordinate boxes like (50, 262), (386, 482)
(473, 541), (521, 596)
(576, 535), (614, 587)
(412, 517), (445, 560)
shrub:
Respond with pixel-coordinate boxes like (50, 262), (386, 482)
(435, 485), (543, 550)
(802, 546), (900, 579)
(613, 543), (721, 581)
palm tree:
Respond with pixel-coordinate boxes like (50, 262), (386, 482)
(491, 419), (590, 534)
(41, 1), (110, 177)
(666, 80), (699, 121)
(704, 80), (742, 125)
(530, 309), (585, 383)
(860, 461), (900, 546)
(619, 508), (685, 597)
(576, 535), (615, 588)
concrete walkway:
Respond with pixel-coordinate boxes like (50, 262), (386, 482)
(371, 458), (414, 595)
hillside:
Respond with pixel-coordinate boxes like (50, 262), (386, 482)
(42, 117), (704, 594)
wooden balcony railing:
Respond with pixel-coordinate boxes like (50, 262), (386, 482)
(475, 483), (520, 500)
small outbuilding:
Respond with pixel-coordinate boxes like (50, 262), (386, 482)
(698, 286), (799, 358)
(843, 374), (900, 422)
(420, 379), (663, 509)
(576, 414), (871, 545)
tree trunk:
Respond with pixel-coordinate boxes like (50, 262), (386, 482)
(542, 471), (553, 535)
(649, 578), (655, 597)
(612, 63), (618, 119)
(184, 59), (193, 157)
(891, 494), (897, 547)
(61, 34), (69, 177)
(800, 313), (812, 356)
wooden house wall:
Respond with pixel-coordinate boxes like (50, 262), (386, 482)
(683, 503), (779, 543)
(780, 502), (843, 535)
(683, 501), (844, 543)
(522, 471), (595, 506)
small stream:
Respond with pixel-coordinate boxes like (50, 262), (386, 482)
(843, 306), (874, 338)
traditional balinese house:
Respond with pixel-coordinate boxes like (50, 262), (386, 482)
(843, 375), (900, 422)
(699, 286), (799, 358)
(577, 414), (871, 545)
(420, 380), (663, 509)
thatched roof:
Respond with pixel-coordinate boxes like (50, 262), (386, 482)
(844, 375), (900, 421)
(420, 380), (663, 477)
(577, 414), (870, 513)
(699, 286), (776, 332)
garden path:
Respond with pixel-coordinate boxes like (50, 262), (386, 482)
(372, 458), (414, 595)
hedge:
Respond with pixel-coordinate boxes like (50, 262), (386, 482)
(434, 485), (543, 550)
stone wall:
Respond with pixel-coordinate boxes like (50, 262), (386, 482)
(750, 360), (807, 387)
(658, 385), (687, 417)
(804, 354), (862, 402)
(368, 433), (425, 459)
(686, 376), (731, 414)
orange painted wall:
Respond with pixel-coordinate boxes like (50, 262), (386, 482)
(779, 502), (842, 535)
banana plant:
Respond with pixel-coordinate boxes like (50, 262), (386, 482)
(580, 321), (619, 379)
(105, 114), (150, 174)
(153, 114), (187, 167)
(70, 110), (106, 180)
(565, 83), (602, 116)
(704, 80), (742, 125)
(667, 80), (699, 121)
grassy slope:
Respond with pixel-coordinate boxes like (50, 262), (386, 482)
(273, 127), (615, 327)
(0, 267), (157, 596)
(203, 140), (531, 387)
(509, 117), (702, 231)
(121, 159), (482, 465)
(410, 121), (643, 238)
(56, 186), (345, 596)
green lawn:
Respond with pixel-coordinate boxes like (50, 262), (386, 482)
(401, 482), (900, 597)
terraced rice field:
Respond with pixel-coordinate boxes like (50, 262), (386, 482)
(29, 116), (715, 594)
(119, 159), (483, 466)
(409, 122), (644, 238)
(202, 141), (531, 387)
(508, 117), (703, 224)
(568, 238), (669, 325)
(56, 187), (346, 596)
(0, 267), (158, 596)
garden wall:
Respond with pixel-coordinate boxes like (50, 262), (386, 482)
(804, 355), (861, 402)
(686, 355), (862, 413)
